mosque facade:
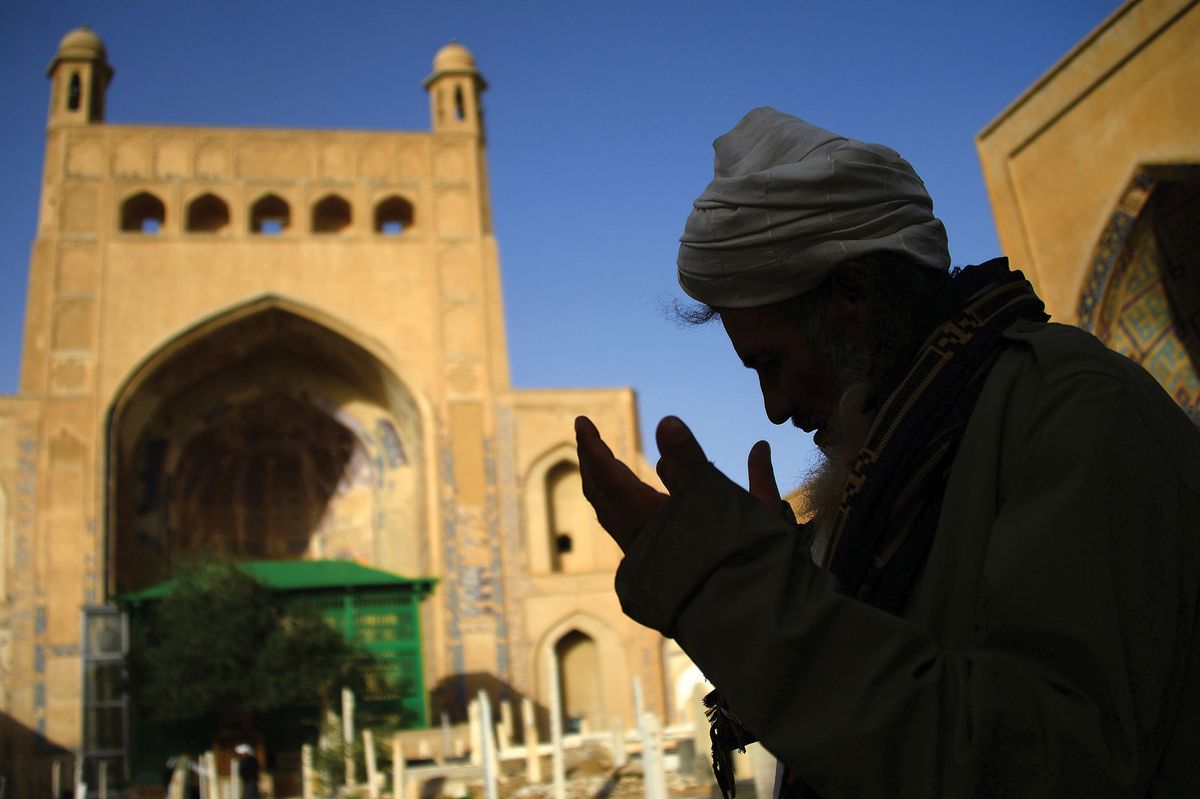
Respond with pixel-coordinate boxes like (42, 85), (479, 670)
(0, 27), (683, 794)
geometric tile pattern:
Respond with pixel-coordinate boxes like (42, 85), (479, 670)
(1101, 225), (1200, 407)
(1077, 172), (1153, 330)
(1092, 178), (1200, 410)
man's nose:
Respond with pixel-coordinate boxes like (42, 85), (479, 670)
(760, 380), (793, 426)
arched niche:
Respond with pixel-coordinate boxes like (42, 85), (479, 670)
(522, 444), (615, 576)
(554, 630), (601, 734)
(119, 191), (165, 233)
(186, 192), (230, 233)
(535, 612), (627, 734)
(1078, 164), (1200, 410)
(375, 195), (415, 235)
(106, 297), (430, 594)
(67, 72), (81, 111)
(249, 193), (290, 235)
(312, 193), (352, 234)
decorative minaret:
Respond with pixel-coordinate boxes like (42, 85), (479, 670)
(424, 41), (494, 233)
(424, 41), (487, 136)
(45, 25), (113, 126)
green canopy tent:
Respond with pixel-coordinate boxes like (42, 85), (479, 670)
(118, 560), (436, 786)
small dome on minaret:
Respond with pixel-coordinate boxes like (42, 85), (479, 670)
(47, 25), (110, 74)
(45, 24), (114, 126)
(423, 40), (487, 135)
(431, 41), (477, 74)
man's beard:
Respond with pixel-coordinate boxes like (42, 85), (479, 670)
(793, 324), (878, 562)
(783, 259), (951, 561)
(800, 380), (876, 562)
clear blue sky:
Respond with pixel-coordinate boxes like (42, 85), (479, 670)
(0, 0), (1119, 490)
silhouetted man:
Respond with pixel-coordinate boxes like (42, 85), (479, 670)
(576, 108), (1200, 797)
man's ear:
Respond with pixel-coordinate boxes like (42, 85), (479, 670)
(828, 261), (869, 326)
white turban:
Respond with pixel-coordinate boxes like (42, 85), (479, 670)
(677, 107), (950, 307)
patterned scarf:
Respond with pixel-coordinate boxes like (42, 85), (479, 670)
(822, 259), (1047, 611)
(706, 259), (1048, 798)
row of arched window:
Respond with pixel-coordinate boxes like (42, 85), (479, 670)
(118, 191), (416, 236)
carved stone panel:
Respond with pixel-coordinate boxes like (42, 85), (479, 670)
(51, 302), (93, 351)
(433, 146), (467, 182)
(236, 139), (309, 179)
(196, 138), (231, 178)
(65, 137), (104, 178)
(448, 402), (486, 506)
(439, 245), (478, 300)
(359, 141), (394, 181)
(47, 429), (87, 530)
(112, 138), (151, 178)
(442, 303), (483, 358)
(155, 138), (192, 178)
(48, 427), (85, 465)
(56, 244), (98, 295)
(435, 189), (471, 237)
(446, 362), (481, 395)
(397, 145), (425, 181)
(48, 355), (92, 396)
(319, 141), (353, 178)
(60, 184), (98, 232)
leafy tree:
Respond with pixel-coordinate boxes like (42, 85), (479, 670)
(133, 560), (353, 726)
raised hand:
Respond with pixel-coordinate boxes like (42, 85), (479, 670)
(575, 416), (668, 552)
(578, 415), (779, 551)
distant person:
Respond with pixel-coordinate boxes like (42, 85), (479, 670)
(161, 755), (178, 794)
(161, 754), (199, 799)
(576, 107), (1200, 796)
(185, 756), (203, 799)
(235, 745), (260, 799)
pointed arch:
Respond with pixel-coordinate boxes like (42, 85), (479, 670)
(105, 295), (435, 595)
(547, 462), (578, 571)
(107, 295), (427, 414)
(374, 195), (415, 235)
(1077, 169), (1156, 331)
(312, 193), (352, 234)
(555, 630), (600, 733)
(119, 191), (165, 233)
(249, 192), (290, 234)
(533, 612), (628, 733)
(1078, 164), (1200, 409)
(186, 192), (230, 233)
(522, 443), (613, 575)
(67, 72), (81, 111)
(454, 85), (466, 121)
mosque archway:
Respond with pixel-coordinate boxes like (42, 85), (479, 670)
(106, 297), (429, 593)
(545, 460), (595, 573)
(523, 444), (616, 575)
(1079, 165), (1200, 410)
(535, 612), (629, 735)
(186, 192), (230, 233)
(554, 630), (603, 734)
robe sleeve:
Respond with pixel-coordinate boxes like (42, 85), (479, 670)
(615, 368), (1200, 797)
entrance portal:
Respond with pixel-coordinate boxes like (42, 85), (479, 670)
(107, 300), (426, 592)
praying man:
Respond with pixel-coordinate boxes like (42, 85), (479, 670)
(576, 108), (1200, 798)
